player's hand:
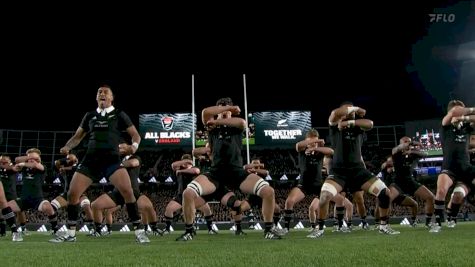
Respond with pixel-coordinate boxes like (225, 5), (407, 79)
(206, 119), (217, 129)
(356, 107), (366, 117)
(60, 146), (70, 155)
(338, 121), (348, 130)
(229, 106), (241, 115)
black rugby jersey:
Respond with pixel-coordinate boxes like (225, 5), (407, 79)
(441, 123), (473, 169)
(209, 126), (244, 169)
(298, 150), (324, 183)
(329, 125), (365, 168)
(79, 108), (134, 155)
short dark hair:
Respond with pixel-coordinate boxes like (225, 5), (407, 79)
(306, 128), (319, 138)
(340, 101), (353, 107)
(181, 154), (192, 160)
(216, 97), (233, 106)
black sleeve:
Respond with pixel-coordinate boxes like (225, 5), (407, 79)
(118, 111), (134, 130)
(79, 112), (91, 132)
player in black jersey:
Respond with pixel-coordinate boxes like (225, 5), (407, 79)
(431, 100), (475, 232)
(90, 143), (160, 238)
(9, 148), (59, 240)
(163, 154), (217, 235)
(0, 155), (22, 241)
(234, 158), (283, 236)
(49, 85), (148, 243)
(283, 129), (334, 234)
(177, 97), (282, 241)
(374, 156), (418, 229)
(50, 153), (94, 234)
(390, 137), (435, 229)
(313, 102), (399, 238)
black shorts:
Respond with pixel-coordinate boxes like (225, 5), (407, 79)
(296, 181), (322, 196)
(107, 188), (141, 207)
(392, 194), (410, 205)
(4, 192), (17, 202)
(76, 153), (122, 183)
(390, 176), (422, 196)
(246, 194), (262, 208)
(172, 192), (183, 205)
(17, 196), (44, 211)
(441, 164), (475, 186)
(328, 166), (375, 193)
(201, 167), (249, 202)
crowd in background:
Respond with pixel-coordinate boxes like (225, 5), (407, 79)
(17, 147), (474, 224)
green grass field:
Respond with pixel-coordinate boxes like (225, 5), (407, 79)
(2, 222), (474, 267)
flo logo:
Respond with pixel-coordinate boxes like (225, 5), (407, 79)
(161, 116), (174, 130)
(429, 13), (455, 23)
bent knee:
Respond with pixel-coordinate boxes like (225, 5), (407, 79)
(258, 186), (274, 199)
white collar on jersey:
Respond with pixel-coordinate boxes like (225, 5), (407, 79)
(96, 106), (115, 116)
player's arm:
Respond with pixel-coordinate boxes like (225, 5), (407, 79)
(312, 147), (334, 156)
(177, 167), (200, 176)
(329, 106), (366, 126)
(254, 168), (269, 177)
(339, 119), (373, 131)
(171, 160), (193, 171)
(15, 156), (28, 164)
(125, 125), (141, 154)
(202, 105), (241, 125)
(392, 143), (410, 155)
(208, 117), (246, 130)
(61, 127), (87, 154)
(442, 106), (474, 126)
(407, 149), (428, 158)
(192, 147), (210, 157)
(295, 137), (322, 152)
(16, 161), (44, 172)
(0, 162), (15, 171)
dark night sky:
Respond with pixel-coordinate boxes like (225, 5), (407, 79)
(2, 1), (474, 131)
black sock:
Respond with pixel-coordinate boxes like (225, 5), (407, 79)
(1, 207), (18, 233)
(185, 224), (194, 234)
(48, 214), (58, 231)
(0, 219), (5, 234)
(205, 215), (213, 231)
(284, 209), (293, 230)
(165, 216), (173, 231)
(434, 200), (445, 226)
(94, 222), (102, 233)
(426, 213), (433, 226)
(411, 216), (417, 224)
(106, 224), (111, 232)
(264, 222), (273, 232)
(67, 204), (79, 231)
(336, 207), (344, 228)
(235, 220), (242, 231)
(380, 216), (389, 225)
(273, 212), (281, 226)
(310, 222), (316, 229)
(318, 219), (325, 230)
(150, 221), (158, 231)
(361, 216), (367, 225)
(449, 203), (461, 222)
(125, 202), (142, 230)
